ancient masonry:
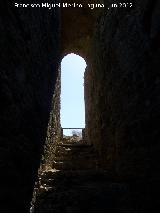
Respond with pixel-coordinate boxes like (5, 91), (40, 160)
(1, 0), (160, 212)
(42, 67), (61, 169)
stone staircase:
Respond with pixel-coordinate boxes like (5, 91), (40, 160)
(52, 142), (99, 170)
(30, 141), (100, 212)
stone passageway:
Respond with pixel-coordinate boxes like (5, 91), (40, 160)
(1, 0), (160, 212)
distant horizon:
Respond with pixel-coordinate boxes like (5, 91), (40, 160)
(60, 53), (87, 135)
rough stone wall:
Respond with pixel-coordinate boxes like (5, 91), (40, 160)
(0, 1), (60, 212)
(85, 0), (160, 179)
(42, 68), (61, 169)
(61, 0), (101, 58)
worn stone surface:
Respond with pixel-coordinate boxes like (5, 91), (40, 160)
(42, 68), (61, 170)
(53, 142), (98, 170)
(34, 170), (156, 213)
(0, 1), (60, 211)
(85, 0), (160, 178)
(61, 0), (102, 58)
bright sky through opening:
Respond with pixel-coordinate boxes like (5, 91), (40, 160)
(60, 53), (87, 135)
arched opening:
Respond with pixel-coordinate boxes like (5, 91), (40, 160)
(60, 53), (87, 136)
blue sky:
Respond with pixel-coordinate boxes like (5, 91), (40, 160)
(60, 53), (87, 135)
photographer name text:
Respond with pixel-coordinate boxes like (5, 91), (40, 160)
(14, 2), (133, 10)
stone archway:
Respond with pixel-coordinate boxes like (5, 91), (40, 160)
(60, 53), (86, 130)
(61, 0), (101, 59)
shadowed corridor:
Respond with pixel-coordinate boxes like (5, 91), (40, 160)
(1, 0), (160, 212)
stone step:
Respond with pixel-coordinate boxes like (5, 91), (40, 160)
(53, 161), (97, 170)
(55, 154), (97, 159)
(55, 150), (96, 156)
(57, 143), (92, 148)
(49, 142), (99, 171)
(55, 154), (96, 160)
